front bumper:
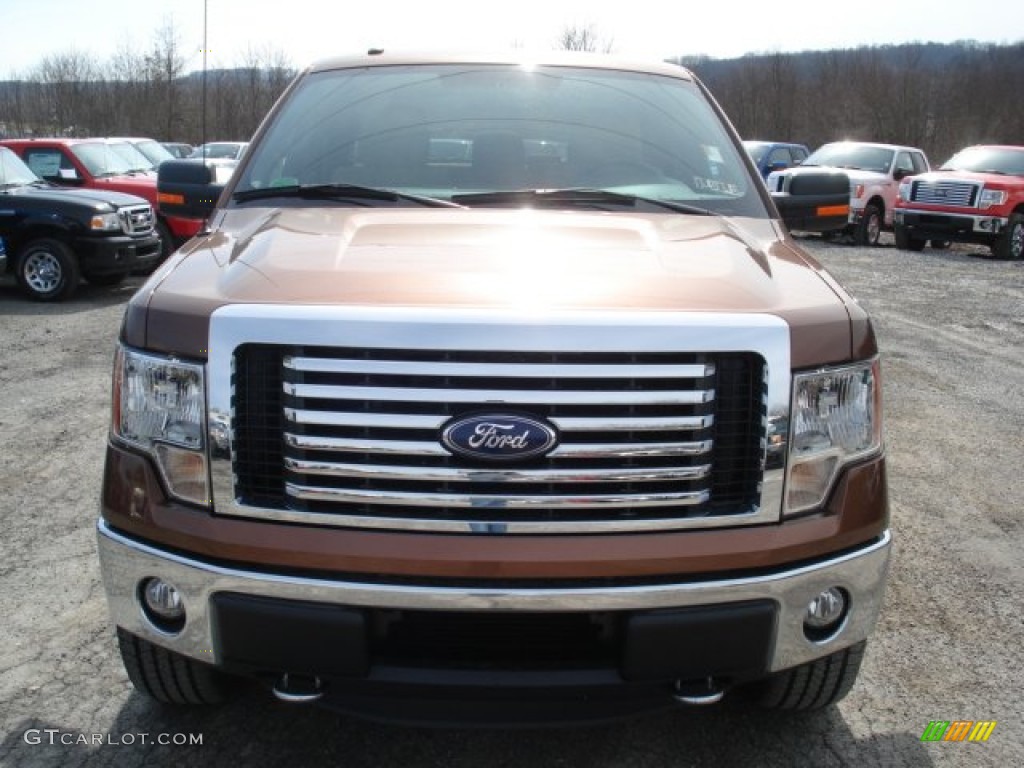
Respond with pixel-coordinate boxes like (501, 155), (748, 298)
(98, 519), (891, 691)
(894, 209), (1006, 243)
(75, 232), (162, 274)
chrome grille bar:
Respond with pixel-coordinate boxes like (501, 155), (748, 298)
(284, 382), (714, 406)
(285, 457), (712, 483)
(286, 483), (711, 509)
(910, 180), (978, 207)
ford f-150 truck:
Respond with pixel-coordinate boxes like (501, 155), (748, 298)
(768, 141), (930, 245)
(97, 51), (889, 725)
(0, 146), (160, 300)
(0, 137), (203, 262)
(893, 144), (1024, 258)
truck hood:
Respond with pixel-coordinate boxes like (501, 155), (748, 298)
(906, 168), (1016, 187)
(128, 207), (868, 366)
(3, 182), (150, 210)
(780, 165), (887, 186)
(90, 174), (157, 201)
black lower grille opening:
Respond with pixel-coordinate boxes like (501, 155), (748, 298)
(371, 610), (618, 669)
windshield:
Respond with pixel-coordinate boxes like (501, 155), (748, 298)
(234, 63), (765, 217)
(743, 142), (769, 163)
(107, 141), (154, 171)
(71, 143), (143, 176)
(133, 140), (175, 166)
(941, 146), (1024, 175)
(0, 146), (41, 186)
(804, 144), (894, 174)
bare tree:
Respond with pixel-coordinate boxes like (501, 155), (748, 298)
(557, 24), (615, 53)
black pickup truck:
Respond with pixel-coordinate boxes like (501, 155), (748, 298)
(0, 146), (161, 301)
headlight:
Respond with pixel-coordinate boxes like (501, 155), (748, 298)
(112, 345), (210, 506)
(90, 211), (121, 231)
(897, 180), (912, 202)
(978, 189), (1007, 209)
(850, 183), (865, 199)
(784, 359), (882, 516)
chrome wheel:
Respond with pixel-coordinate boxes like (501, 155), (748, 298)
(22, 249), (63, 294)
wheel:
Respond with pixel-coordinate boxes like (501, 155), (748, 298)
(751, 641), (866, 710)
(894, 225), (925, 251)
(83, 272), (127, 287)
(15, 238), (80, 301)
(929, 239), (951, 250)
(117, 628), (227, 705)
(992, 213), (1024, 260)
(852, 205), (882, 246)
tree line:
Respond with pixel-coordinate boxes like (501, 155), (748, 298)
(1, 20), (1021, 165)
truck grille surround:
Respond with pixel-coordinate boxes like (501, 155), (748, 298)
(231, 345), (766, 532)
(118, 204), (156, 235)
(908, 179), (979, 207)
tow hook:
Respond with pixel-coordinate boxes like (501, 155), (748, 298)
(672, 677), (726, 706)
(272, 673), (325, 703)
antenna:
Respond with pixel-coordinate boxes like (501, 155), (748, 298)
(201, 0), (208, 163)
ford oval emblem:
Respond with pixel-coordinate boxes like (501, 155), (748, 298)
(441, 414), (558, 462)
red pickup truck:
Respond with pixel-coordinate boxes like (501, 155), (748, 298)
(0, 138), (202, 260)
(893, 144), (1024, 258)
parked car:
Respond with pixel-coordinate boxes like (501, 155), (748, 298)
(768, 141), (930, 245)
(0, 145), (160, 300)
(0, 138), (203, 261)
(189, 141), (248, 164)
(102, 51), (888, 723)
(893, 145), (1024, 258)
(161, 142), (194, 159)
(743, 140), (810, 179)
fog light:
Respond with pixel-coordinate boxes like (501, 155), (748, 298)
(141, 577), (185, 632)
(803, 587), (847, 641)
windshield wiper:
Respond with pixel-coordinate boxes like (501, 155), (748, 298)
(233, 183), (464, 208)
(450, 188), (714, 215)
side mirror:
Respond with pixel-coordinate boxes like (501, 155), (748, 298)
(157, 160), (224, 220)
(893, 168), (912, 181)
(771, 171), (850, 233)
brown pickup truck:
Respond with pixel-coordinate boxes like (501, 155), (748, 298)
(97, 51), (888, 725)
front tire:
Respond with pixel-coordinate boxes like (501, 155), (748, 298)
(853, 205), (882, 246)
(117, 628), (227, 705)
(15, 238), (80, 301)
(751, 641), (866, 710)
(894, 225), (925, 252)
(992, 213), (1024, 260)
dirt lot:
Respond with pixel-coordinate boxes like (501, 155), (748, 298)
(1, 235), (1022, 767)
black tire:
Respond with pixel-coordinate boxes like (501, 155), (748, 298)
(992, 213), (1024, 260)
(852, 205), (882, 246)
(752, 641), (866, 710)
(894, 225), (925, 252)
(83, 271), (127, 287)
(117, 627), (227, 705)
(156, 219), (175, 261)
(15, 237), (80, 301)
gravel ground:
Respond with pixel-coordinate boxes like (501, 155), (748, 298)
(1, 233), (1022, 767)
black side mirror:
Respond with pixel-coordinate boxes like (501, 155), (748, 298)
(157, 160), (224, 220)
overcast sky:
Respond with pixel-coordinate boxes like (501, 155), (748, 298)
(2, 0), (1022, 78)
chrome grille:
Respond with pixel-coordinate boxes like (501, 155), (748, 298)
(909, 180), (978, 207)
(232, 345), (766, 532)
(118, 204), (155, 235)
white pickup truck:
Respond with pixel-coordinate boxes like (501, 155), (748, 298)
(768, 141), (931, 245)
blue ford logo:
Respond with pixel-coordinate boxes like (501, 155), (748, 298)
(441, 414), (558, 462)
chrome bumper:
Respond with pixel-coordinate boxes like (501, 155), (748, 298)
(97, 519), (891, 675)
